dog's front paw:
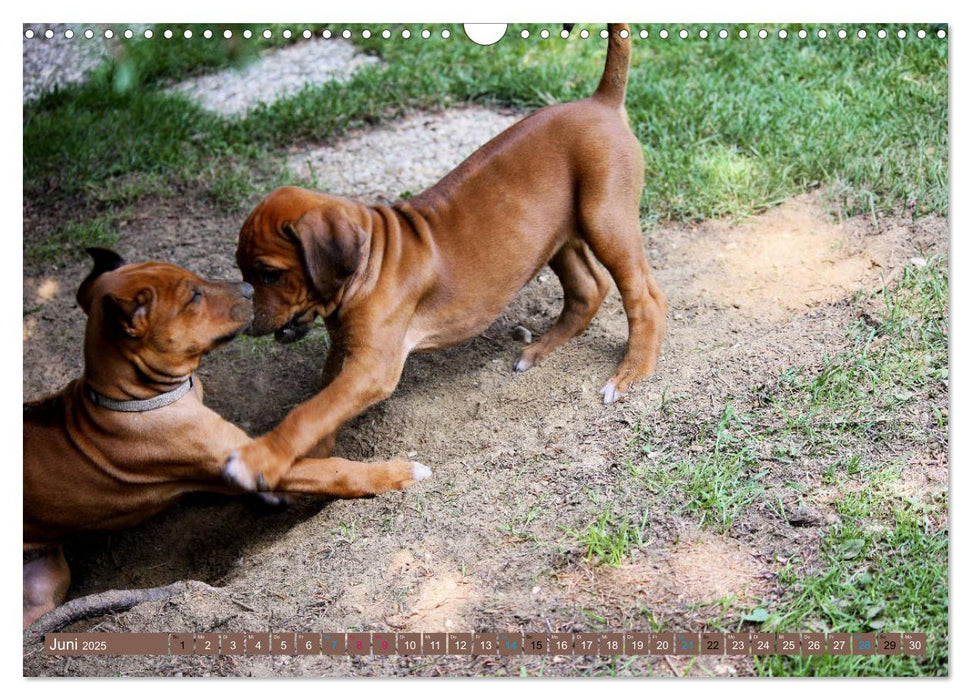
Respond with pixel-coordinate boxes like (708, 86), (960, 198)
(223, 451), (259, 491)
(223, 440), (287, 492)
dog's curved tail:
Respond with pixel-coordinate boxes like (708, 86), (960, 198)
(592, 23), (631, 108)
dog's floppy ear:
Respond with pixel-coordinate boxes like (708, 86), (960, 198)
(101, 288), (154, 339)
(77, 248), (126, 314)
(284, 210), (366, 303)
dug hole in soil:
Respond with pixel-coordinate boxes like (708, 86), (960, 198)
(22, 107), (947, 677)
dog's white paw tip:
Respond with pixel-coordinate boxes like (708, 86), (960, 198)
(223, 452), (257, 491)
(411, 462), (432, 481)
(513, 358), (530, 373)
(600, 382), (622, 404)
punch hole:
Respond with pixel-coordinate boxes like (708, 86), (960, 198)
(105, 29), (114, 39)
(84, 29), (94, 39)
(639, 29), (648, 38)
(857, 29), (866, 39)
(402, 29), (411, 39)
(580, 29), (590, 39)
(877, 29), (887, 39)
(897, 29), (907, 39)
(779, 29), (788, 39)
(758, 29), (767, 39)
(679, 29), (688, 39)
(302, 29), (311, 39)
(382, 29), (391, 39)
(917, 29), (926, 39)
(145, 29), (154, 39)
(718, 29), (728, 39)
(659, 29), (668, 39)
(837, 29), (847, 39)
(599, 29), (607, 39)
(441, 29), (451, 39)
(183, 29), (192, 39)
(125, 29), (134, 39)
(263, 29), (272, 39)
(818, 29), (827, 39)
(321, 29), (332, 39)
(24, 29), (34, 39)
(619, 29), (629, 38)
(203, 30), (213, 39)
(464, 24), (506, 45)
(540, 29), (550, 39)
(937, 29), (946, 38)
(342, 30), (351, 39)
(521, 29), (529, 39)
(699, 29), (708, 39)
(738, 29), (748, 39)
(243, 29), (252, 39)
(421, 29), (431, 39)
(222, 29), (232, 39)
(283, 29), (292, 39)
(44, 29), (54, 39)
(164, 29), (173, 39)
(362, 30), (372, 39)
(64, 29), (74, 39)
(798, 29), (808, 38)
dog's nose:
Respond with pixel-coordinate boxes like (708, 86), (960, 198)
(240, 282), (254, 299)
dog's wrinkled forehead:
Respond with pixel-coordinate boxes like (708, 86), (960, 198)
(237, 186), (354, 260)
(92, 262), (205, 308)
(237, 188), (316, 265)
(105, 262), (200, 297)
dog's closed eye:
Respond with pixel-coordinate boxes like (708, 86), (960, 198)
(258, 269), (283, 285)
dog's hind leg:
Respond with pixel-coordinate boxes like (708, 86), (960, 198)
(578, 190), (667, 404)
(23, 546), (70, 629)
(515, 240), (611, 373)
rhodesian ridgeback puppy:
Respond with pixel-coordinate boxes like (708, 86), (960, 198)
(23, 249), (430, 628)
(226, 23), (666, 492)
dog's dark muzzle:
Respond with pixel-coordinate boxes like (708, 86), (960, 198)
(274, 315), (312, 344)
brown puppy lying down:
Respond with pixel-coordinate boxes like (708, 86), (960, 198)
(23, 249), (430, 628)
(225, 23), (667, 492)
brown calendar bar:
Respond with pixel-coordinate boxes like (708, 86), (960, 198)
(44, 633), (169, 655)
(38, 632), (929, 657)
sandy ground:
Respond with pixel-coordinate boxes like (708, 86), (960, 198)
(22, 101), (947, 674)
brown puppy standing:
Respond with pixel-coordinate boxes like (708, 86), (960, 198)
(23, 249), (430, 628)
(227, 24), (666, 491)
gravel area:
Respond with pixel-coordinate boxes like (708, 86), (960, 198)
(286, 106), (525, 200)
(22, 24), (112, 102)
(167, 39), (380, 117)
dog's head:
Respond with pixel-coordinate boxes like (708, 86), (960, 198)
(77, 248), (254, 381)
(235, 186), (368, 343)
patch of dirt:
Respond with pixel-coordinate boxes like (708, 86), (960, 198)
(684, 195), (901, 321)
(559, 531), (771, 611)
(23, 114), (947, 676)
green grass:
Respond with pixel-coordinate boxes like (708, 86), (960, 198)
(566, 504), (651, 566)
(634, 404), (768, 532)
(628, 256), (948, 676)
(24, 23), (947, 263)
(756, 491), (947, 676)
(26, 213), (121, 262)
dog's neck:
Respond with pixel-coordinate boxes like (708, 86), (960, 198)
(82, 335), (194, 402)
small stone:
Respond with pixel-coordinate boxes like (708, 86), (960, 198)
(909, 257), (927, 268)
(788, 506), (824, 527)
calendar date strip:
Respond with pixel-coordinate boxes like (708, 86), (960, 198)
(42, 631), (926, 657)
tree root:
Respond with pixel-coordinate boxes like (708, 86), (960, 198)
(24, 580), (224, 644)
